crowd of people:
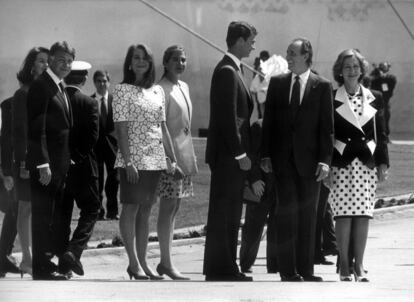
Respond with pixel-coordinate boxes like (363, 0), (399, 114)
(0, 20), (389, 282)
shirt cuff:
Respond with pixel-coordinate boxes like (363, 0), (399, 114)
(318, 162), (329, 169)
(235, 153), (247, 160)
(37, 163), (49, 169)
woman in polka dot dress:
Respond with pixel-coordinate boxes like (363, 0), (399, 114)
(326, 49), (389, 282)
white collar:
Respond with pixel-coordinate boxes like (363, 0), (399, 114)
(65, 85), (81, 91)
(46, 68), (63, 88)
(335, 85), (377, 132)
(95, 91), (109, 100)
(291, 69), (311, 84)
(226, 52), (242, 70)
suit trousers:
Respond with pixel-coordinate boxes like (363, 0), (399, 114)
(97, 144), (119, 216)
(30, 169), (66, 277)
(0, 187), (18, 259)
(314, 184), (336, 261)
(274, 159), (320, 277)
(240, 179), (278, 272)
(203, 163), (246, 276)
(58, 164), (100, 259)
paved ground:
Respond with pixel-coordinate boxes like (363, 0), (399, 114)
(1, 204), (414, 302)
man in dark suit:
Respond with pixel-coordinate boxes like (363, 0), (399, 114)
(261, 38), (334, 282)
(204, 21), (257, 282)
(91, 70), (119, 220)
(56, 61), (100, 277)
(26, 41), (75, 280)
(0, 97), (20, 277)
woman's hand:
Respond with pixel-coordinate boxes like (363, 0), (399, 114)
(126, 163), (139, 184)
(377, 164), (388, 183)
(173, 165), (185, 180)
(166, 158), (176, 175)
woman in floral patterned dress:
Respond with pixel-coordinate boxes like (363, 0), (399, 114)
(113, 44), (176, 280)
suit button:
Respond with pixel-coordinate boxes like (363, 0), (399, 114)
(347, 138), (351, 142)
(361, 137), (365, 141)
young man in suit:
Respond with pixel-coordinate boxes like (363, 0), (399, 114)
(91, 70), (119, 220)
(57, 61), (100, 277)
(26, 41), (75, 280)
(261, 38), (334, 282)
(204, 21), (257, 282)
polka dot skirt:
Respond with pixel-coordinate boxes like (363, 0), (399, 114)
(157, 172), (193, 199)
(329, 158), (377, 218)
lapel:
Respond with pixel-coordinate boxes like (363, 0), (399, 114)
(174, 82), (192, 122)
(335, 85), (377, 134)
(283, 73), (292, 107)
(44, 72), (72, 125)
(223, 55), (251, 99)
(299, 71), (317, 109)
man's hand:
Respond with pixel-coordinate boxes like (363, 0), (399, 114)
(251, 180), (265, 197)
(377, 164), (388, 183)
(260, 158), (272, 173)
(315, 163), (329, 182)
(39, 166), (52, 186)
(238, 156), (251, 171)
(3, 176), (14, 191)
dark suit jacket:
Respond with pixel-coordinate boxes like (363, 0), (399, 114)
(262, 71), (334, 177)
(26, 71), (72, 176)
(66, 87), (99, 174)
(91, 93), (117, 155)
(205, 55), (253, 167)
(331, 86), (389, 169)
(1, 97), (14, 176)
(12, 87), (30, 165)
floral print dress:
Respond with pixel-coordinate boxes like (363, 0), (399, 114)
(112, 83), (167, 171)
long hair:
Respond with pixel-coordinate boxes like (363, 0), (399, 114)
(121, 44), (155, 89)
(16, 47), (49, 85)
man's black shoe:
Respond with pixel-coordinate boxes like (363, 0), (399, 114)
(205, 273), (253, 281)
(302, 274), (323, 282)
(61, 251), (84, 276)
(322, 248), (338, 256)
(280, 274), (304, 282)
(314, 257), (334, 265)
(240, 267), (252, 273)
(0, 256), (20, 274)
(33, 272), (69, 280)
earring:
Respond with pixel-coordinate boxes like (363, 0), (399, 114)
(128, 66), (132, 71)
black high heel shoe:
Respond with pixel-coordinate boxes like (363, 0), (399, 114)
(156, 263), (190, 280)
(126, 267), (149, 280)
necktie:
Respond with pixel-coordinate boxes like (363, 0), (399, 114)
(291, 75), (300, 119)
(100, 97), (107, 126)
(58, 82), (69, 111)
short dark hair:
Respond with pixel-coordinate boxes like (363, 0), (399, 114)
(16, 47), (49, 85)
(121, 44), (155, 89)
(93, 70), (110, 82)
(292, 37), (313, 66)
(332, 49), (369, 85)
(259, 50), (270, 61)
(49, 41), (75, 59)
(226, 21), (257, 48)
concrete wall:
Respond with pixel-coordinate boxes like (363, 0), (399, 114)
(1, 0), (413, 139)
